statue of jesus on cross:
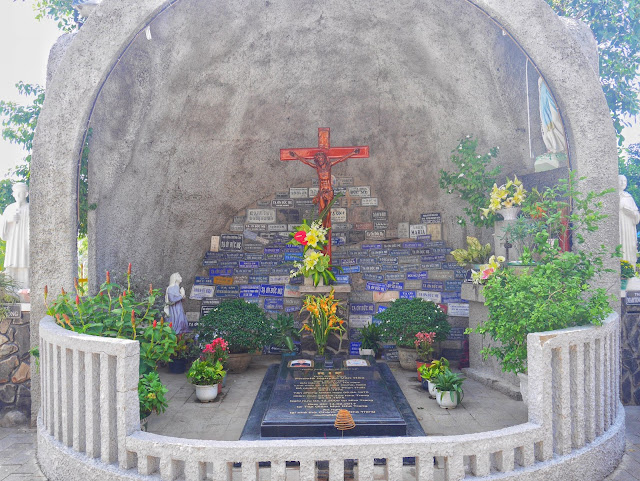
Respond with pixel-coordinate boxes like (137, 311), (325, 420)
(280, 127), (369, 260)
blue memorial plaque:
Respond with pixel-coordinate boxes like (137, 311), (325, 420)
(249, 275), (269, 284)
(424, 241), (446, 247)
(340, 258), (358, 266)
(235, 268), (253, 275)
(285, 305), (299, 313)
(416, 235), (432, 241)
(369, 249), (389, 256)
(239, 261), (260, 269)
(350, 303), (375, 314)
(264, 247), (282, 254)
(209, 268), (233, 277)
(194, 276), (214, 285)
(218, 261), (239, 268)
(442, 262), (460, 270)
(357, 257), (378, 266)
(240, 285), (261, 298)
(264, 298), (284, 310)
(332, 236), (346, 246)
(362, 273), (384, 282)
(202, 259), (219, 266)
(260, 284), (285, 297)
(350, 342), (362, 355)
(226, 253), (245, 260)
(365, 282), (387, 292)
(386, 281), (404, 291)
(410, 249), (431, 255)
(285, 245), (304, 253)
(421, 262), (442, 269)
(342, 265), (361, 273)
(421, 213), (442, 224)
(441, 292), (463, 303)
(423, 281), (444, 291)
(215, 285), (240, 297)
(407, 271), (428, 280)
(399, 291), (416, 300)
(381, 265), (398, 272)
(402, 242), (424, 249)
(334, 274), (351, 284)
(432, 248), (453, 255)
(378, 257), (398, 264)
(447, 327), (466, 341)
(385, 273), (405, 281)
(422, 255), (446, 262)
(377, 305), (388, 314)
(445, 280), (464, 291)
(284, 253), (303, 261)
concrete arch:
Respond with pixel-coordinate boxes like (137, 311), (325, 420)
(30, 0), (618, 418)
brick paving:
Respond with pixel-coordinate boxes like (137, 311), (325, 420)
(0, 356), (638, 480)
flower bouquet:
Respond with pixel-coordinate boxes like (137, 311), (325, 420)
(481, 175), (527, 219)
(300, 288), (346, 355)
(471, 255), (505, 284)
(288, 219), (339, 286)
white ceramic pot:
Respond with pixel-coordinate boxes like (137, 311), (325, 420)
(195, 384), (219, 403)
(436, 390), (462, 409)
(428, 380), (438, 399)
(359, 348), (375, 356)
(496, 207), (521, 220)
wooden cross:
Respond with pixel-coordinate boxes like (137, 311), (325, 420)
(280, 128), (369, 260)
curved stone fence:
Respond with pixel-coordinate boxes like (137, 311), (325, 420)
(37, 313), (625, 480)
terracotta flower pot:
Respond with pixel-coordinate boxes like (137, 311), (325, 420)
(226, 352), (252, 373)
(416, 360), (432, 381)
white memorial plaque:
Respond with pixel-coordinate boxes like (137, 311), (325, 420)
(398, 222), (410, 238)
(246, 209), (277, 223)
(210, 236), (220, 252)
(289, 187), (309, 198)
(361, 197), (379, 206)
(349, 315), (372, 328)
(416, 290), (442, 303)
(190, 285), (215, 299)
(410, 224), (427, 239)
(309, 187), (319, 197)
(448, 302), (470, 317)
(331, 208), (347, 223)
(268, 224), (288, 232)
(269, 275), (291, 284)
(348, 186), (371, 197)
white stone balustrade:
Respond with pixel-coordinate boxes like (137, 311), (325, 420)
(37, 313), (625, 481)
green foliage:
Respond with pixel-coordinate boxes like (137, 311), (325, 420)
(45, 266), (176, 374)
(418, 357), (450, 381)
(621, 259), (636, 278)
(187, 359), (225, 386)
(546, 0), (640, 143)
(171, 334), (195, 360)
(471, 175), (615, 374)
(375, 298), (450, 348)
(433, 369), (465, 405)
(0, 82), (44, 181)
(138, 372), (168, 418)
(198, 299), (274, 353)
(451, 236), (492, 266)
(359, 322), (382, 352)
(31, 0), (82, 33)
(439, 136), (501, 227)
(77, 129), (94, 238)
(271, 313), (298, 352)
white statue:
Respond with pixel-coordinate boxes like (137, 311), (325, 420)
(0, 183), (30, 289)
(535, 78), (568, 172)
(619, 175), (640, 268)
(164, 273), (189, 335)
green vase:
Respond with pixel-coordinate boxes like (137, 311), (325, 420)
(621, 278), (629, 290)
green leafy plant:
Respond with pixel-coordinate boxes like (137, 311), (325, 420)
(418, 357), (450, 381)
(197, 299), (274, 354)
(439, 135), (501, 227)
(187, 359), (225, 386)
(46, 265), (176, 374)
(621, 260), (635, 279)
(451, 236), (492, 266)
(375, 298), (450, 348)
(271, 313), (298, 352)
(359, 322), (382, 353)
(170, 334), (194, 361)
(433, 369), (465, 405)
(138, 372), (168, 419)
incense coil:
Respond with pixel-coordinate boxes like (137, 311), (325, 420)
(334, 409), (356, 431)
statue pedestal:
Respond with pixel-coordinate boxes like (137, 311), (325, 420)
(534, 152), (567, 173)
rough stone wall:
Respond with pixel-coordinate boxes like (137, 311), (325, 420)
(622, 299), (640, 405)
(0, 312), (31, 420)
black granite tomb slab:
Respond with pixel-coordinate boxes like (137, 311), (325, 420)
(241, 360), (425, 439)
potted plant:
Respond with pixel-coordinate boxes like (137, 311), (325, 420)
(138, 371), (168, 430)
(201, 337), (229, 386)
(271, 313), (300, 356)
(621, 260), (635, 290)
(300, 288), (346, 356)
(451, 236), (492, 271)
(187, 359), (225, 402)
(414, 331), (436, 378)
(433, 369), (465, 409)
(168, 334), (194, 374)
(358, 322), (382, 357)
(197, 299), (274, 373)
(375, 298), (450, 370)
(418, 357), (450, 398)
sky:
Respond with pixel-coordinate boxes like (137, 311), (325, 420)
(0, 1), (638, 177)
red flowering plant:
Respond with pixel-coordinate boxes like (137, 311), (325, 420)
(414, 331), (437, 362)
(45, 264), (176, 374)
(201, 337), (229, 366)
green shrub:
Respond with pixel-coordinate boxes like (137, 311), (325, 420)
(375, 298), (450, 348)
(138, 372), (168, 418)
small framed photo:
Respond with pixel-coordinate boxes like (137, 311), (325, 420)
(288, 359), (314, 368)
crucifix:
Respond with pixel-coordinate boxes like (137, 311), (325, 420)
(280, 127), (369, 260)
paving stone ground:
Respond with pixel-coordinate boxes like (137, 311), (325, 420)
(0, 356), (638, 480)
